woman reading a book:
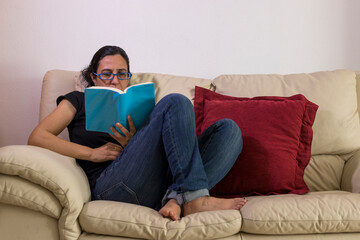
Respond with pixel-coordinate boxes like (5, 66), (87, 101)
(28, 45), (246, 220)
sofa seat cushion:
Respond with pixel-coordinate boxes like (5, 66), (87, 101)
(241, 191), (360, 234)
(79, 200), (242, 240)
(239, 232), (360, 240)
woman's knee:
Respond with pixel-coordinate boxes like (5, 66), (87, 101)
(160, 93), (193, 112)
(216, 119), (243, 150)
(164, 93), (192, 105)
(151, 93), (195, 125)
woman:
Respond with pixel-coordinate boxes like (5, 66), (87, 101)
(28, 45), (246, 220)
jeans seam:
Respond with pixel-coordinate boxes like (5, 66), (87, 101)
(97, 182), (140, 204)
(200, 123), (217, 157)
(166, 100), (185, 193)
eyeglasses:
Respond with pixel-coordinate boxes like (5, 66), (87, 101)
(93, 72), (132, 81)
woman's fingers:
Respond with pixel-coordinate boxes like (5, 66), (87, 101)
(109, 126), (130, 147)
(104, 143), (122, 160)
(106, 142), (123, 152)
(110, 125), (124, 138)
(109, 116), (136, 147)
(90, 142), (122, 162)
(127, 116), (136, 135)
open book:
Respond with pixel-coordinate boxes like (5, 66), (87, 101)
(85, 82), (155, 134)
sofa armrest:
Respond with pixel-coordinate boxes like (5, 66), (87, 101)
(342, 148), (360, 192)
(353, 163), (360, 193)
(0, 145), (91, 240)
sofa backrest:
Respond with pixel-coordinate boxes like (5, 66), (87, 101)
(39, 70), (212, 141)
(212, 70), (360, 192)
(39, 69), (360, 192)
(212, 70), (360, 156)
(40, 70), (78, 140)
(356, 71), (360, 116)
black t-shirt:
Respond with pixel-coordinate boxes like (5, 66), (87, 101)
(57, 91), (118, 189)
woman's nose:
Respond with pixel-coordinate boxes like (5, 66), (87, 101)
(111, 75), (120, 84)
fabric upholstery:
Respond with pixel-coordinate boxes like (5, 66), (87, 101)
(79, 200), (242, 240)
(213, 70), (360, 156)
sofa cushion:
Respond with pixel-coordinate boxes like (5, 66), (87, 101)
(0, 174), (61, 218)
(0, 145), (91, 240)
(75, 72), (213, 104)
(213, 70), (360, 155)
(240, 191), (360, 234)
(79, 200), (242, 240)
(194, 87), (318, 197)
(303, 155), (345, 192)
(0, 203), (59, 240)
(239, 232), (360, 240)
(41, 70), (78, 141)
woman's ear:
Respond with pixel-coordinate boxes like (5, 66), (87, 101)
(90, 73), (98, 85)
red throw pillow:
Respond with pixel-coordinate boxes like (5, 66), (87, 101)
(194, 86), (318, 197)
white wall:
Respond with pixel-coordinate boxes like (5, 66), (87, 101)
(0, 0), (359, 147)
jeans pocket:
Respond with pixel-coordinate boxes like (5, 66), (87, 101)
(96, 182), (140, 205)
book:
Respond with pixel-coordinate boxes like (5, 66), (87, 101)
(85, 82), (155, 134)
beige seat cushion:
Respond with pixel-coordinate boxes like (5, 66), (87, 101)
(213, 70), (360, 155)
(241, 191), (360, 234)
(240, 232), (360, 240)
(79, 200), (242, 240)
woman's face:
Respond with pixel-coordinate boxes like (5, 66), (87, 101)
(91, 54), (130, 91)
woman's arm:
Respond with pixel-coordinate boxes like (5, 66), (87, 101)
(28, 99), (121, 162)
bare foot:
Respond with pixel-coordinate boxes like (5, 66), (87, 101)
(183, 196), (247, 217)
(158, 199), (181, 221)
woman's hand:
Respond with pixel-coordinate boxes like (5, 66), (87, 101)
(109, 115), (136, 148)
(89, 142), (123, 162)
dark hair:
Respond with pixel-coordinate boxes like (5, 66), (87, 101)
(81, 45), (130, 87)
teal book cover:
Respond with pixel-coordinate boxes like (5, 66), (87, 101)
(85, 82), (155, 134)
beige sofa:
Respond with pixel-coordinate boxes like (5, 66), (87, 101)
(1, 69), (360, 240)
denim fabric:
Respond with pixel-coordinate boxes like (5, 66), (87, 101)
(93, 93), (242, 210)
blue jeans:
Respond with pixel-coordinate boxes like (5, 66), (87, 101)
(93, 93), (243, 210)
